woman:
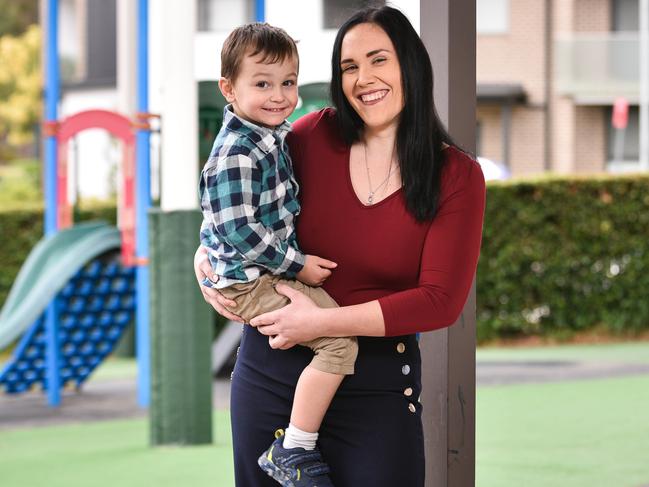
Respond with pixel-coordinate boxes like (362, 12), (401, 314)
(195, 6), (485, 486)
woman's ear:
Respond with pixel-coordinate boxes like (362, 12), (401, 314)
(219, 77), (236, 103)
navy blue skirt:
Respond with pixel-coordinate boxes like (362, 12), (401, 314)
(230, 325), (425, 486)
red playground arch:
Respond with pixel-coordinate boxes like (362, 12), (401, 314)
(56, 109), (137, 266)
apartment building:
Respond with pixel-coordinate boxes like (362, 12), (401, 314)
(51, 0), (643, 198)
(477, 0), (643, 176)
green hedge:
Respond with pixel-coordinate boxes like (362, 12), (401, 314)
(0, 205), (116, 306)
(1, 175), (648, 342)
(477, 174), (649, 341)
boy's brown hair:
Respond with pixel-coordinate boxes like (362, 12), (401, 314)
(221, 23), (298, 81)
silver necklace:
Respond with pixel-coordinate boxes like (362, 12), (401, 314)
(363, 143), (395, 204)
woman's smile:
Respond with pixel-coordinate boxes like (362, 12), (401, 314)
(358, 89), (389, 104)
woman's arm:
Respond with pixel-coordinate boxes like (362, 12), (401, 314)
(378, 159), (486, 336)
(250, 158), (486, 347)
(249, 286), (385, 349)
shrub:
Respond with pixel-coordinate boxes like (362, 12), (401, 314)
(0, 204), (116, 306)
(477, 174), (649, 341)
(1, 173), (648, 343)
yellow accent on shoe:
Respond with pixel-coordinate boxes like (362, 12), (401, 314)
(297, 468), (301, 480)
(267, 445), (274, 462)
(274, 428), (284, 439)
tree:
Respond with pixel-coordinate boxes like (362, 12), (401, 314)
(0, 0), (39, 37)
(0, 25), (41, 153)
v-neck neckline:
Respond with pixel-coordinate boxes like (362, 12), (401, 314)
(346, 145), (403, 209)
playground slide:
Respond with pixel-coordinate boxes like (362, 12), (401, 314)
(0, 222), (122, 351)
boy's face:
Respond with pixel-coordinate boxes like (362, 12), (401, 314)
(220, 52), (299, 128)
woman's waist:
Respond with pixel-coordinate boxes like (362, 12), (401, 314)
(237, 326), (421, 391)
(322, 280), (415, 309)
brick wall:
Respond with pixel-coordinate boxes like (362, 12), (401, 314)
(575, 0), (611, 32)
(510, 107), (546, 175)
(478, 0), (613, 176)
(477, 0), (549, 176)
(552, 97), (577, 173)
(550, 0), (610, 174)
(477, 0), (547, 104)
(477, 105), (502, 161)
(554, 0), (575, 33)
(575, 106), (607, 172)
(477, 105), (546, 177)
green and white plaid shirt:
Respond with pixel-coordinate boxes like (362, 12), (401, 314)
(199, 105), (305, 288)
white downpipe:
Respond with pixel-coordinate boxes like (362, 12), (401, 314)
(640, 0), (649, 170)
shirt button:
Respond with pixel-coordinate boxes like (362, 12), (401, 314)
(396, 342), (406, 353)
(404, 387), (413, 397)
(236, 346), (240, 356)
(408, 403), (416, 413)
(401, 365), (410, 375)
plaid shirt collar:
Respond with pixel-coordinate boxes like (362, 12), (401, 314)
(222, 104), (292, 153)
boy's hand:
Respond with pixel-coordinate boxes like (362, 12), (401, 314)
(193, 245), (244, 323)
(296, 255), (337, 286)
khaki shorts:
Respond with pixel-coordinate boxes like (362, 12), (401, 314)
(220, 274), (358, 375)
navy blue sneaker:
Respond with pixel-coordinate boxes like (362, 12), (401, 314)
(258, 430), (334, 487)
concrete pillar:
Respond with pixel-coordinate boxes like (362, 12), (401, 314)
(420, 1), (476, 486)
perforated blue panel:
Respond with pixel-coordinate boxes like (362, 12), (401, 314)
(0, 251), (136, 394)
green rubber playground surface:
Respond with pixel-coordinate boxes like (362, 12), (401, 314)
(2, 345), (649, 487)
(0, 411), (235, 487)
(477, 375), (649, 487)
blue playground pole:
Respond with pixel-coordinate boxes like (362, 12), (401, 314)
(136, 0), (151, 408)
(255, 0), (265, 22)
(44, 0), (61, 407)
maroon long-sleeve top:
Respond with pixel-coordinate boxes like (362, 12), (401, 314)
(288, 109), (486, 337)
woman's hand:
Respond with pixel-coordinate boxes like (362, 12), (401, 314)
(193, 246), (244, 323)
(250, 284), (328, 350)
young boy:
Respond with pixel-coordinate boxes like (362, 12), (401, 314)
(199, 23), (357, 486)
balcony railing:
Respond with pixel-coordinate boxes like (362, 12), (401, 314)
(555, 33), (639, 103)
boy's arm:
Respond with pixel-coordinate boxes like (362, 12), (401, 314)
(200, 152), (305, 277)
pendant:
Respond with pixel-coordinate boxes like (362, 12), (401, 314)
(368, 193), (374, 204)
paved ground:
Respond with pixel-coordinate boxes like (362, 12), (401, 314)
(476, 359), (649, 386)
(0, 379), (231, 431)
(2, 357), (649, 431)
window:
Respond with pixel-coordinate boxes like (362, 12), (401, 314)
(607, 105), (639, 165)
(198, 0), (255, 32)
(86, 0), (116, 85)
(612, 0), (638, 31)
(322, 0), (385, 30)
(59, 0), (117, 87)
(477, 0), (509, 34)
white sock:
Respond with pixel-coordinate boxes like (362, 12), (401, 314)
(282, 423), (318, 451)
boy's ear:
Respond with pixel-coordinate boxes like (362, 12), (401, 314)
(219, 77), (236, 103)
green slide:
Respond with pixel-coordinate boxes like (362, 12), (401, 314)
(0, 222), (122, 350)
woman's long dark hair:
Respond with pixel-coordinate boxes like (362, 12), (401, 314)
(330, 6), (456, 222)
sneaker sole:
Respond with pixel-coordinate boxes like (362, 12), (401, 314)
(257, 455), (297, 487)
